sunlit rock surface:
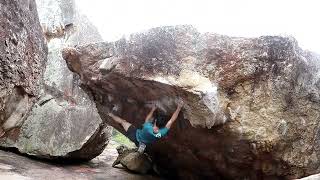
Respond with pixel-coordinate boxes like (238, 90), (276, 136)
(299, 173), (320, 180)
(0, 0), (112, 160)
(62, 25), (320, 179)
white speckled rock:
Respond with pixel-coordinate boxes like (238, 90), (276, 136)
(0, 0), (112, 160)
(299, 173), (320, 180)
(0, 0), (47, 151)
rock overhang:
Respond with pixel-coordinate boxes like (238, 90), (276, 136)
(62, 25), (320, 179)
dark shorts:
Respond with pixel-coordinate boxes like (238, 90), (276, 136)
(125, 125), (139, 146)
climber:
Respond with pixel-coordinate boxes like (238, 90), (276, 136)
(108, 100), (184, 153)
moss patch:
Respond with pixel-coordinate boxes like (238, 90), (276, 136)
(111, 129), (135, 148)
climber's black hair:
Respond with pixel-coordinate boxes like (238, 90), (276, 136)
(154, 112), (167, 128)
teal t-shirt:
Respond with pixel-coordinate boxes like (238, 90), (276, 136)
(136, 122), (169, 144)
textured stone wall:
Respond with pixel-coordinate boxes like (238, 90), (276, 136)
(62, 25), (320, 179)
(0, 0), (112, 161)
(0, 0), (47, 145)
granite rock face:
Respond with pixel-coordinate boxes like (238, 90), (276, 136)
(0, 0), (112, 160)
(62, 25), (320, 179)
(0, 0), (47, 148)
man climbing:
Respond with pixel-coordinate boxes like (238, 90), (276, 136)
(108, 100), (184, 153)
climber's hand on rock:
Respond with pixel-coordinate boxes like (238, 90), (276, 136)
(177, 98), (184, 108)
(151, 103), (157, 110)
(145, 102), (157, 110)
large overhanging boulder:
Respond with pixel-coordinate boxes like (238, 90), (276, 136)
(62, 25), (320, 179)
(0, 0), (111, 160)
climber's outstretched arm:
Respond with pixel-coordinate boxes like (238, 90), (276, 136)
(145, 104), (157, 122)
(166, 101), (184, 129)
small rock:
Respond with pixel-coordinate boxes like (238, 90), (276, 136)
(113, 145), (152, 174)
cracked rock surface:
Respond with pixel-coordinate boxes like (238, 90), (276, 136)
(63, 25), (320, 179)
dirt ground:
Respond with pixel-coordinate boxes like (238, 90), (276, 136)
(0, 141), (163, 180)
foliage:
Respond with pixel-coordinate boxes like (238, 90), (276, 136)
(112, 129), (135, 147)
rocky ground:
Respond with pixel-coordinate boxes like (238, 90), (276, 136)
(0, 141), (162, 180)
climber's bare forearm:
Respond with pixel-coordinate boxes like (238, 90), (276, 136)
(145, 106), (157, 122)
(166, 106), (182, 129)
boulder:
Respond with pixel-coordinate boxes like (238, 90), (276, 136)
(0, 0), (47, 148)
(0, 0), (112, 160)
(112, 145), (152, 174)
(62, 25), (320, 179)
